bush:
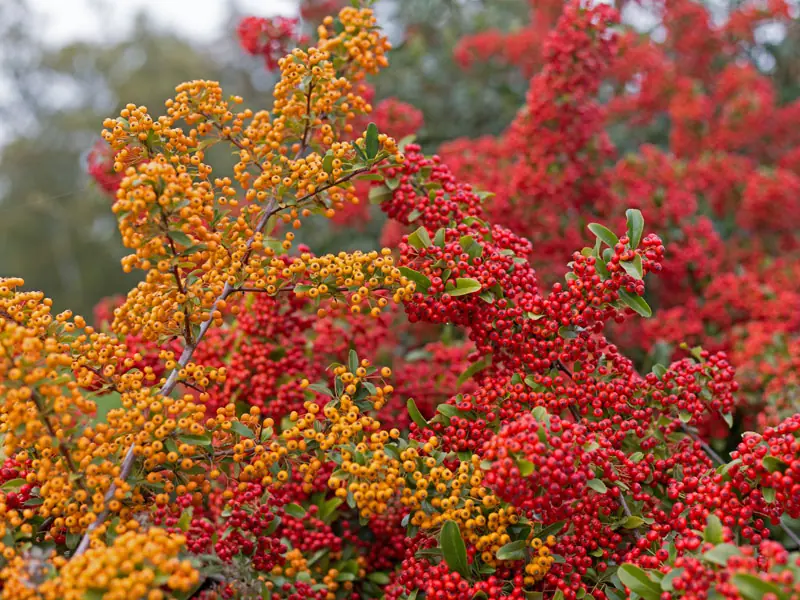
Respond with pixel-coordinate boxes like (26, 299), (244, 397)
(2, 2), (800, 599)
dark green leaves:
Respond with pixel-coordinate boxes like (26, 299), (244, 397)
(456, 354), (492, 387)
(732, 573), (783, 600)
(626, 209), (644, 249)
(618, 289), (652, 318)
(408, 226), (432, 249)
(284, 503), (307, 519)
(496, 540), (527, 561)
(703, 543), (741, 566)
(703, 514), (723, 545)
(449, 278), (482, 297)
(587, 479), (608, 494)
(398, 267), (432, 294)
(588, 223), (619, 248)
(407, 398), (429, 430)
(365, 122), (380, 160)
(440, 520), (470, 578)
(616, 564), (661, 600)
(620, 254), (643, 281)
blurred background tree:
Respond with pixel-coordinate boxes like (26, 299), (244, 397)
(2, 0), (798, 316)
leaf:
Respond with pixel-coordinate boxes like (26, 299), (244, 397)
(762, 487), (776, 503)
(0, 478), (26, 492)
(496, 540), (527, 561)
(177, 509), (192, 532)
(322, 152), (334, 174)
(618, 290), (652, 318)
(731, 573), (784, 600)
(307, 383), (334, 397)
(558, 326), (578, 340)
(536, 520), (566, 540)
(722, 411), (734, 428)
(703, 543), (742, 566)
(365, 122), (379, 159)
(367, 571), (391, 585)
(407, 398), (429, 430)
(625, 208), (645, 250)
(398, 267), (432, 294)
(229, 420), (255, 439)
(407, 226), (432, 249)
(178, 434), (212, 447)
(616, 564), (662, 600)
(449, 278), (482, 297)
(457, 355), (492, 387)
(704, 514), (723, 545)
(517, 459), (534, 477)
(369, 186), (393, 205)
(434, 228), (446, 247)
(587, 479), (608, 494)
(659, 568), (684, 592)
(623, 516), (645, 529)
(169, 230), (194, 248)
(348, 349), (359, 373)
(588, 223), (620, 248)
(652, 364), (667, 378)
(284, 503), (307, 519)
(620, 255), (643, 280)
(762, 456), (785, 473)
(440, 520), (470, 578)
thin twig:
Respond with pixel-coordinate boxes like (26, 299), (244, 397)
(617, 488), (644, 540)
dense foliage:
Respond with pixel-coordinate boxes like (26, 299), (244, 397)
(3, 1), (800, 599)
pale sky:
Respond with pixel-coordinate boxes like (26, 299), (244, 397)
(27, 0), (296, 46)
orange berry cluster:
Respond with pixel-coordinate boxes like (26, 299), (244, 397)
(0, 528), (198, 600)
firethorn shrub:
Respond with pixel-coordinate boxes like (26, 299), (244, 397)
(3, 1), (800, 600)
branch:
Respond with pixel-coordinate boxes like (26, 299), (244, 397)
(73, 202), (276, 557)
(73, 166), (370, 556)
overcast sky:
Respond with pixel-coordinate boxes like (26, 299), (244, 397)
(27, 0), (296, 46)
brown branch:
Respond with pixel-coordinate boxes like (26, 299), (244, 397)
(31, 393), (78, 475)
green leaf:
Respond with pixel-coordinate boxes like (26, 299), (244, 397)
(408, 226), (432, 249)
(169, 230), (194, 248)
(229, 420), (255, 439)
(660, 568), (684, 592)
(398, 266), (432, 294)
(496, 540), (527, 561)
(588, 223), (620, 248)
(365, 122), (379, 159)
(617, 564), (662, 600)
(626, 209), (644, 249)
(620, 254), (643, 280)
(537, 521), (567, 540)
(285, 503), (307, 519)
(440, 520), (470, 579)
(322, 152), (334, 174)
(558, 326), (578, 340)
(369, 186), (393, 205)
(618, 290), (652, 318)
(407, 398), (428, 430)
(434, 228), (446, 247)
(732, 573), (784, 600)
(722, 411), (734, 428)
(703, 543), (742, 566)
(704, 514), (723, 545)
(0, 478), (26, 492)
(178, 433), (212, 447)
(517, 459), (534, 477)
(307, 383), (334, 397)
(449, 278), (482, 297)
(652, 364), (667, 378)
(762, 456), (785, 473)
(177, 509), (192, 532)
(367, 571), (391, 585)
(348, 349), (359, 373)
(587, 479), (608, 494)
(623, 516), (645, 529)
(762, 487), (776, 503)
(457, 354), (492, 387)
